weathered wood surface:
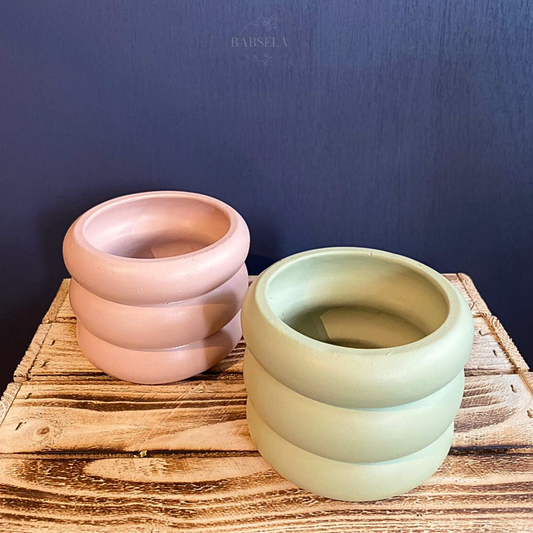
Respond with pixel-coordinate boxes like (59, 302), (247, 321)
(0, 274), (531, 533)
(0, 450), (533, 533)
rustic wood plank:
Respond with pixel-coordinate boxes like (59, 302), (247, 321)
(454, 373), (533, 448)
(43, 279), (71, 324)
(522, 373), (533, 414)
(0, 374), (531, 454)
(0, 379), (249, 454)
(0, 450), (532, 532)
(13, 324), (52, 383)
(0, 383), (20, 427)
(456, 273), (491, 316)
(485, 315), (529, 373)
(468, 316), (516, 375)
(0, 275), (530, 531)
(455, 273), (528, 373)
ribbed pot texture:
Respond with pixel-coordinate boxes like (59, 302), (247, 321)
(63, 191), (250, 384)
(242, 247), (474, 501)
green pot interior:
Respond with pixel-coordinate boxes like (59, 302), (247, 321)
(266, 252), (449, 350)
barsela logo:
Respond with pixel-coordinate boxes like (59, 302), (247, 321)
(232, 17), (288, 65)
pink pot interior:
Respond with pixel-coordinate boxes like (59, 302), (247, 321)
(83, 195), (231, 259)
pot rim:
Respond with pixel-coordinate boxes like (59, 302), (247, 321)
(256, 247), (458, 355)
(63, 191), (250, 304)
(71, 190), (241, 263)
(242, 247), (473, 407)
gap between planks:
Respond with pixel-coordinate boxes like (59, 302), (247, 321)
(0, 445), (532, 460)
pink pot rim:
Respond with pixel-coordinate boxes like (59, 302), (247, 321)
(63, 191), (250, 305)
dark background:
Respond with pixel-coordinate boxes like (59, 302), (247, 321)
(1, 0), (532, 392)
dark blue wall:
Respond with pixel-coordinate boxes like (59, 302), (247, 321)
(1, 0), (532, 389)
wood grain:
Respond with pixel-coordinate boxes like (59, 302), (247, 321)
(0, 383), (20, 427)
(456, 273), (491, 317)
(486, 315), (530, 374)
(0, 450), (532, 532)
(0, 375), (531, 454)
(13, 324), (52, 383)
(42, 279), (71, 324)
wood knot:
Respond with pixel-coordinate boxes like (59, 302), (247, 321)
(16, 418), (55, 445)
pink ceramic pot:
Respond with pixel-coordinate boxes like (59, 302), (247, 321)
(76, 314), (242, 384)
(64, 191), (249, 305)
(63, 191), (250, 384)
(69, 264), (248, 350)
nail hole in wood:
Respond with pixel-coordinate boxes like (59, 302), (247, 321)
(527, 410), (533, 419)
(510, 384), (517, 393)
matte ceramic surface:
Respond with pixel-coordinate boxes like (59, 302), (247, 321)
(247, 400), (454, 502)
(77, 313), (241, 384)
(242, 248), (473, 408)
(64, 191), (250, 305)
(69, 264), (248, 350)
(244, 348), (464, 463)
(63, 191), (249, 384)
(242, 247), (474, 501)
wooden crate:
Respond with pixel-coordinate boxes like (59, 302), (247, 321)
(0, 274), (532, 532)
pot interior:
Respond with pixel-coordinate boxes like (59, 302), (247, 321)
(267, 252), (449, 349)
(83, 195), (230, 259)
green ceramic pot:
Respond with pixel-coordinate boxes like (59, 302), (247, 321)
(244, 348), (464, 463)
(242, 247), (474, 501)
(247, 400), (454, 502)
